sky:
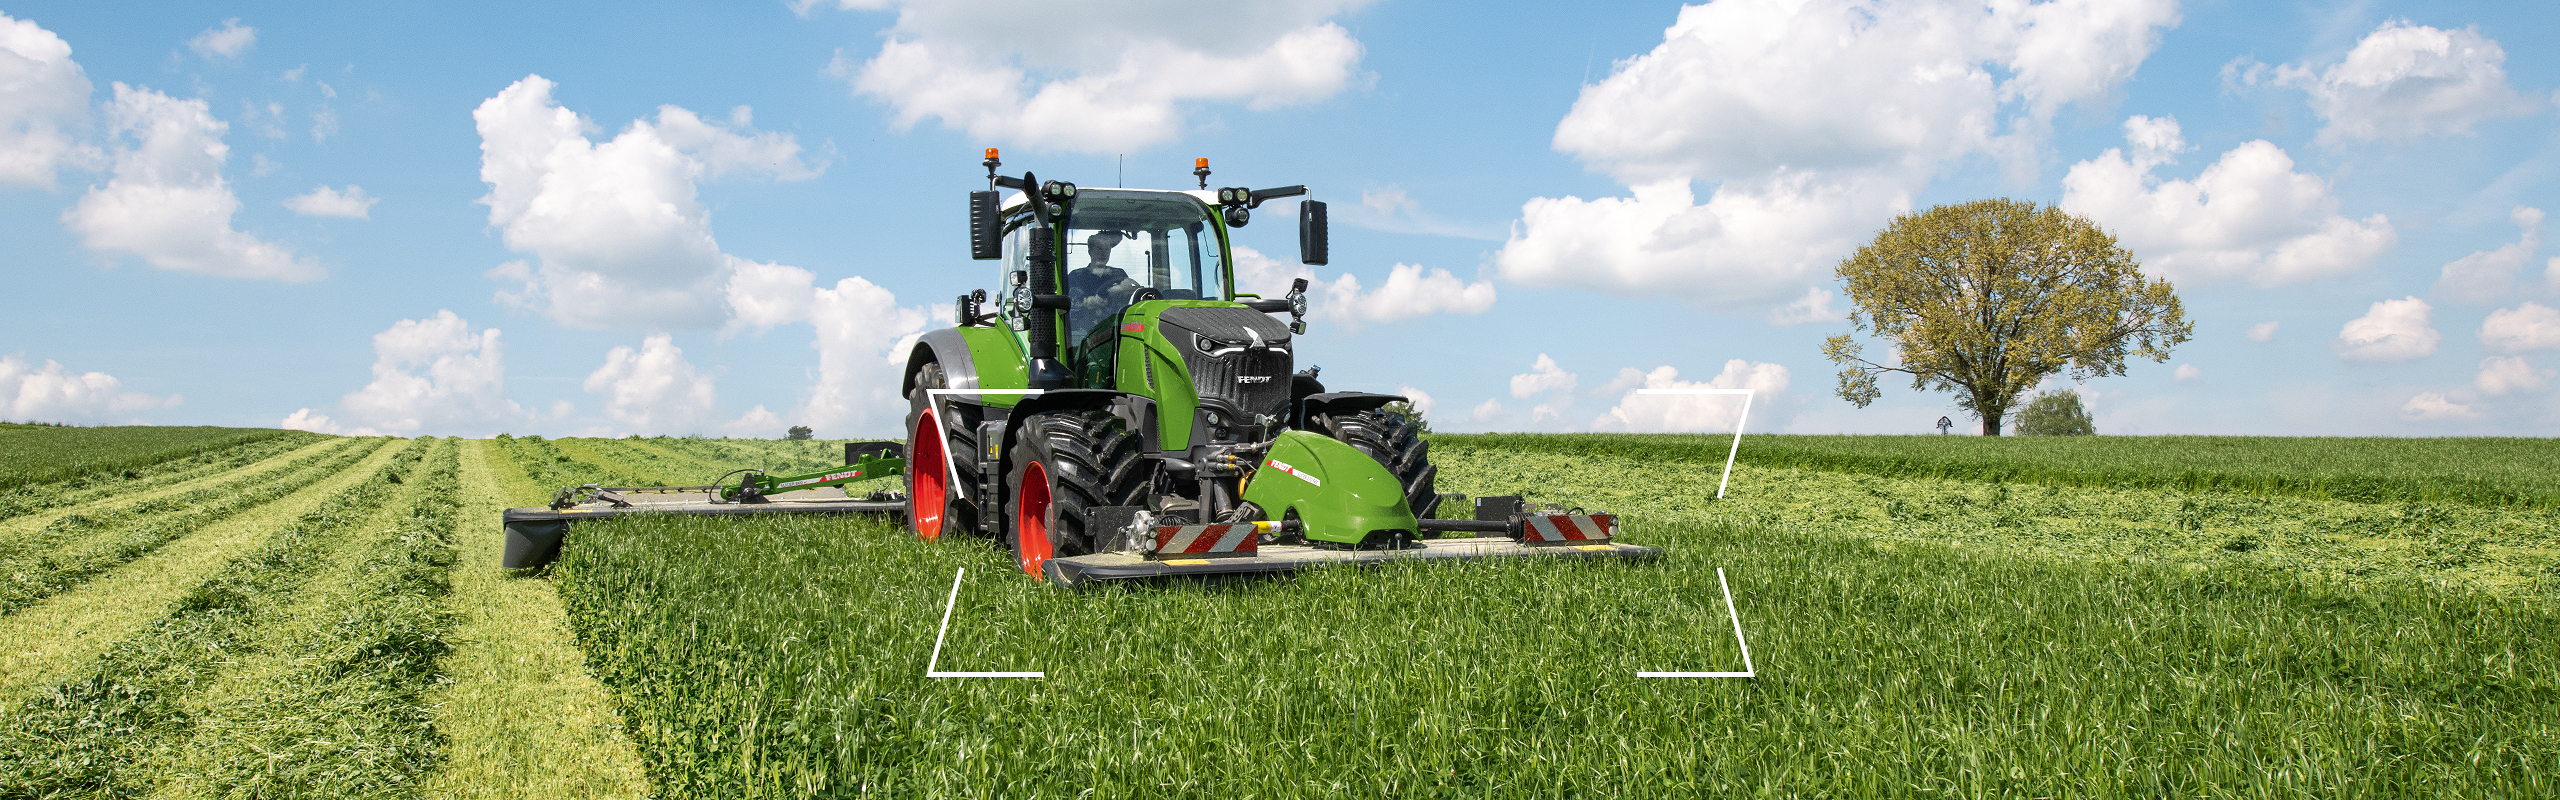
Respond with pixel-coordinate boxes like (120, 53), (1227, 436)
(1, 0), (2555, 439)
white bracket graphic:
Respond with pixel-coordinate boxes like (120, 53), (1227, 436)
(1632, 387), (1753, 499)
(1639, 567), (1756, 678)
(927, 567), (1042, 678)
(925, 388), (1046, 500)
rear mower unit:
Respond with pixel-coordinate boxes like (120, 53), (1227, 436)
(503, 152), (1659, 586)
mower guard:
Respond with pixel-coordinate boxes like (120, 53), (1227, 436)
(502, 492), (902, 570)
(1041, 536), (1661, 589)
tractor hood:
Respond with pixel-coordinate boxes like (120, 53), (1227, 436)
(1157, 305), (1291, 350)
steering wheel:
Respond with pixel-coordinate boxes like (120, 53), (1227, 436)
(1127, 287), (1162, 304)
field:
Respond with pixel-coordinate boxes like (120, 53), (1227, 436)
(0, 428), (2552, 797)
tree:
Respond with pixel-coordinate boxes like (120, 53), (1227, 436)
(786, 425), (814, 441)
(1823, 199), (2189, 435)
(2016, 389), (2096, 436)
(1380, 401), (1432, 436)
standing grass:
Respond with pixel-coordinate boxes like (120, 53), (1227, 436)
(558, 512), (2558, 798)
(416, 440), (653, 800)
(0, 439), (432, 797)
(1437, 433), (2560, 509)
(0, 425), (307, 490)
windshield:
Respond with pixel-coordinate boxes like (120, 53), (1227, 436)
(1060, 190), (1228, 345)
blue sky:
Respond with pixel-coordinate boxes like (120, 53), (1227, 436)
(2, 0), (2554, 438)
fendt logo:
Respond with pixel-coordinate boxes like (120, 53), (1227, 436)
(1237, 375), (1272, 384)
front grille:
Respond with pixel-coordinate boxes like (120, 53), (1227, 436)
(1159, 306), (1293, 421)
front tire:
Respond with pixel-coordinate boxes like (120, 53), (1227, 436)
(1003, 409), (1148, 578)
(905, 362), (975, 540)
(1318, 409), (1440, 523)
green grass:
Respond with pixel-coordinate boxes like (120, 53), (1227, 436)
(1435, 433), (2560, 509)
(557, 513), (2558, 798)
(0, 424), (313, 490)
(0, 433), (325, 525)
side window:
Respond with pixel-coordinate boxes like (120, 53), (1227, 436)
(998, 222), (1027, 329)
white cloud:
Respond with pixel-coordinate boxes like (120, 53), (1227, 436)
(0, 354), (181, 424)
(64, 83), (321, 282)
(719, 258), (933, 437)
(283, 184), (376, 219)
(829, 0), (1371, 154)
(2479, 302), (2560, 353)
(1394, 385), (1434, 416)
(187, 18), (255, 60)
(2400, 392), (2478, 421)
(2247, 321), (2280, 342)
(2333, 296), (2439, 362)
(310, 107), (337, 143)
(0, 13), (98, 189)
(1502, 0), (2178, 309)
(2432, 206), (2544, 304)
(285, 310), (532, 436)
(1469, 398), (1502, 424)
(1768, 287), (1842, 325)
(2062, 116), (2394, 287)
(474, 75), (819, 329)
(583, 334), (718, 434)
(2255, 21), (2533, 145)
(1509, 354), (1575, 399)
(1229, 245), (1490, 329)
(1345, 187), (1499, 240)
(1590, 359), (1791, 433)
(2174, 363), (2201, 382)
(2474, 356), (2550, 396)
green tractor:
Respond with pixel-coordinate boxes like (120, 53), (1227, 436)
(903, 150), (1654, 584)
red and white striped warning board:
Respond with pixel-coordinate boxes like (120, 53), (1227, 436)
(1518, 513), (1615, 544)
(1151, 523), (1260, 558)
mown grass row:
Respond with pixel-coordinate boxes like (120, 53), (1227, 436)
(490, 434), (675, 491)
(0, 432), (327, 524)
(558, 512), (2559, 798)
(1435, 433), (2560, 509)
(0, 438), (435, 797)
(0, 437), (390, 616)
(154, 438), (463, 796)
(0, 425), (307, 490)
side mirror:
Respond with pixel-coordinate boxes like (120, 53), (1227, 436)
(968, 190), (1001, 260)
(1299, 200), (1327, 266)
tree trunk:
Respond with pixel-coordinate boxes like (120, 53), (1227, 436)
(1980, 411), (2004, 436)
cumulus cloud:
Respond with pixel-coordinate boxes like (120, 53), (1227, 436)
(0, 13), (98, 189)
(2249, 21), (2533, 145)
(283, 311), (532, 436)
(1768, 287), (1842, 325)
(474, 75), (818, 329)
(2400, 392), (2477, 421)
(721, 259), (933, 437)
(1394, 385), (1434, 416)
(2475, 356), (2550, 396)
(283, 184), (377, 219)
(1508, 353), (1577, 425)
(2062, 115), (2394, 287)
(2432, 206), (2543, 304)
(828, 0), (1371, 153)
(1590, 359), (1791, 433)
(2247, 321), (2280, 342)
(1469, 398), (1502, 424)
(583, 334), (718, 434)
(187, 18), (255, 60)
(1500, 0), (2178, 309)
(0, 354), (181, 424)
(2479, 302), (2560, 353)
(65, 83), (321, 281)
(2174, 363), (2201, 382)
(1229, 245), (1491, 329)
(2333, 296), (2439, 362)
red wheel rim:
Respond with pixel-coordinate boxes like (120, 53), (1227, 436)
(909, 409), (946, 541)
(1014, 460), (1054, 578)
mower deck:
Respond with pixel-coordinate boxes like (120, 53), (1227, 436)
(502, 487), (902, 569)
(1042, 537), (1662, 589)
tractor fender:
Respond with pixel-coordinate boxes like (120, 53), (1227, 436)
(1296, 391), (1407, 428)
(903, 329), (981, 400)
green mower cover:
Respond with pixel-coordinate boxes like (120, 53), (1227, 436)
(1242, 430), (1419, 545)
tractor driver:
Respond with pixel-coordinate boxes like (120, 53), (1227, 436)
(1067, 230), (1139, 342)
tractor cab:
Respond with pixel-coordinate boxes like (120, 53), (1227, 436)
(992, 189), (1233, 378)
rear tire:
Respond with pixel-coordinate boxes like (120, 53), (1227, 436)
(1004, 408), (1149, 577)
(905, 362), (976, 540)
(1319, 409), (1440, 524)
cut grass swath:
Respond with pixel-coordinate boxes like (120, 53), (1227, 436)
(152, 439), (463, 797)
(0, 438), (433, 797)
(0, 437), (390, 617)
(0, 425), (308, 490)
(0, 432), (326, 525)
(558, 512), (2559, 798)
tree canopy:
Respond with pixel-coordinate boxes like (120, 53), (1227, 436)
(1823, 199), (2189, 435)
